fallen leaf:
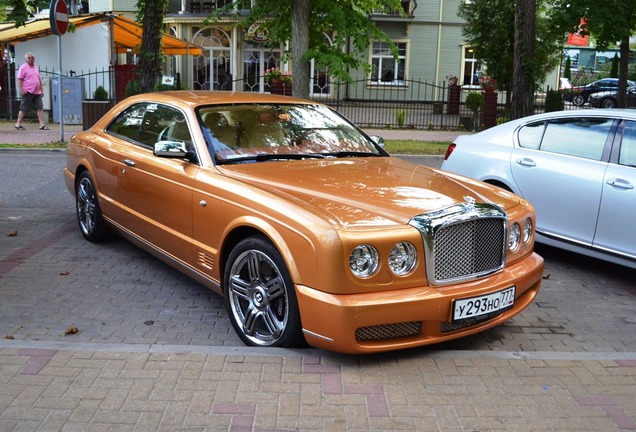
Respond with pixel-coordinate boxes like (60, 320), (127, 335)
(59, 271), (70, 276)
(61, 326), (79, 336)
(3, 335), (14, 340)
(144, 320), (155, 326)
(7, 231), (17, 237)
(542, 273), (551, 280)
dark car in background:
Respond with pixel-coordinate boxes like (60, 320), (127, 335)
(588, 85), (636, 108)
(563, 78), (636, 106)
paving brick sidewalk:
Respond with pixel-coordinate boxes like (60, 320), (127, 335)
(2, 127), (636, 431)
(1, 345), (635, 431)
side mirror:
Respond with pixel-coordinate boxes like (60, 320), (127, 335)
(154, 140), (188, 158)
(370, 135), (385, 148)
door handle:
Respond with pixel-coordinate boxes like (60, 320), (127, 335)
(515, 158), (536, 167)
(123, 159), (136, 167)
(606, 178), (634, 190)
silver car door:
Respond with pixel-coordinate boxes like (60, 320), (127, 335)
(593, 120), (636, 257)
(510, 117), (613, 245)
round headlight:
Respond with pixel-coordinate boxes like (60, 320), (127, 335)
(349, 245), (379, 278)
(388, 242), (417, 276)
(523, 218), (533, 244)
(509, 223), (521, 252)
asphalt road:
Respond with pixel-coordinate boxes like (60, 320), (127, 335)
(1, 151), (635, 355)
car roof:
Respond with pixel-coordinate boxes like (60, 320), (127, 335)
(121, 90), (318, 111)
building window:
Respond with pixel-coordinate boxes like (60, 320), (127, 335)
(370, 41), (407, 85)
(462, 46), (482, 87)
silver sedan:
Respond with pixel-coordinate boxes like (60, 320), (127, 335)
(441, 109), (636, 269)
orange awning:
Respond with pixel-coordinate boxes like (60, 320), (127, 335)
(0, 13), (202, 56)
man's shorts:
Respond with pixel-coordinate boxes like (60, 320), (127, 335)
(20, 92), (44, 112)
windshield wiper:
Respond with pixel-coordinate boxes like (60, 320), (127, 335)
(217, 153), (326, 164)
(324, 151), (384, 158)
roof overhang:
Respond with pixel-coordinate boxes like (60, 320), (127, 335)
(0, 13), (202, 56)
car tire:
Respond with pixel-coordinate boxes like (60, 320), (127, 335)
(75, 170), (110, 242)
(223, 235), (305, 348)
(601, 98), (617, 109)
(572, 94), (586, 106)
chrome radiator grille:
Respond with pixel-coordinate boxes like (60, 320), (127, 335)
(410, 202), (507, 285)
(434, 218), (505, 281)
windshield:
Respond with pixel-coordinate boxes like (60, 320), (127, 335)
(196, 104), (385, 163)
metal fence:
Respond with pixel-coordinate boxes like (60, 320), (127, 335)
(2, 67), (626, 130)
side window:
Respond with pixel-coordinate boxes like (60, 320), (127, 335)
(619, 121), (636, 167)
(540, 117), (612, 161)
(139, 104), (192, 148)
(517, 121), (545, 150)
(106, 104), (146, 141)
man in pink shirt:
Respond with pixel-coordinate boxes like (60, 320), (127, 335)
(15, 52), (49, 130)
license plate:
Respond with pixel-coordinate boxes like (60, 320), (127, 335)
(452, 286), (515, 323)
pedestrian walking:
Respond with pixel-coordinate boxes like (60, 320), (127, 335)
(15, 52), (49, 130)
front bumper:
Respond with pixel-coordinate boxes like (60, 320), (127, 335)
(296, 252), (544, 354)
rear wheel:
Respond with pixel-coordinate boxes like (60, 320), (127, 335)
(572, 94), (586, 106)
(75, 171), (110, 242)
(224, 236), (305, 348)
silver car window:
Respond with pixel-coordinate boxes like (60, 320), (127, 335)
(620, 121), (636, 167)
(540, 117), (611, 161)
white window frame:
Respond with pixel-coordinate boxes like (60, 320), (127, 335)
(461, 45), (483, 89)
(369, 40), (408, 86)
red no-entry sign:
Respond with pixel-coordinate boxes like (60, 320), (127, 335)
(49, 0), (68, 36)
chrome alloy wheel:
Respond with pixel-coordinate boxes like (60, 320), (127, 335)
(227, 248), (290, 346)
(224, 236), (304, 348)
(77, 175), (98, 237)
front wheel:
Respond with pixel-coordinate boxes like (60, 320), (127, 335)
(75, 170), (110, 242)
(223, 236), (305, 348)
(601, 98), (617, 108)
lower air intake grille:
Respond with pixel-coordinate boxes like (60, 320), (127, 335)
(355, 321), (421, 341)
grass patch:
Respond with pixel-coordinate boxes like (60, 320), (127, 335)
(384, 140), (451, 155)
(0, 139), (448, 155)
(0, 142), (67, 148)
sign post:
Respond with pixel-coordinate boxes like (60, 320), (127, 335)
(49, 0), (68, 141)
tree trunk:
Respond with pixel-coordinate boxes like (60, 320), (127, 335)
(511, 0), (536, 120)
(617, 37), (630, 108)
(291, 0), (310, 99)
(138, 0), (169, 93)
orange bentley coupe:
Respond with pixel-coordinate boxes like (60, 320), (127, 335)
(64, 91), (544, 354)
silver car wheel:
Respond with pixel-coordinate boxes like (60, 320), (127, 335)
(75, 171), (109, 242)
(572, 94), (585, 106)
(602, 98), (617, 108)
(224, 237), (304, 347)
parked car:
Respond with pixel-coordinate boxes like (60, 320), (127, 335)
(563, 78), (636, 106)
(588, 85), (636, 108)
(441, 109), (636, 269)
(559, 77), (572, 90)
(64, 91), (544, 354)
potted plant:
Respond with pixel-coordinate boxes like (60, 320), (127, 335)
(464, 92), (485, 131)
(265, 67), (292, 85)
(446, 74), (459, 86)
(479, 76), (498, 92)
(265, 67), (292, 95)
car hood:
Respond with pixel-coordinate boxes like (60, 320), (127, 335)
(218, 157), (520, 227)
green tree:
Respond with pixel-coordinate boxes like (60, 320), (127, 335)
(136, 0), (170, 93)
(458, 0), (563, 117)
(563, 56), (571, 80)
(211, 0), (404, 98)
(610, 53), (619, 78)
(4, 0), (49, 26)
(548, 0), (636, 107)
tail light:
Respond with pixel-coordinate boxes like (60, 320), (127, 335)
(444, 143), (456, 161)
